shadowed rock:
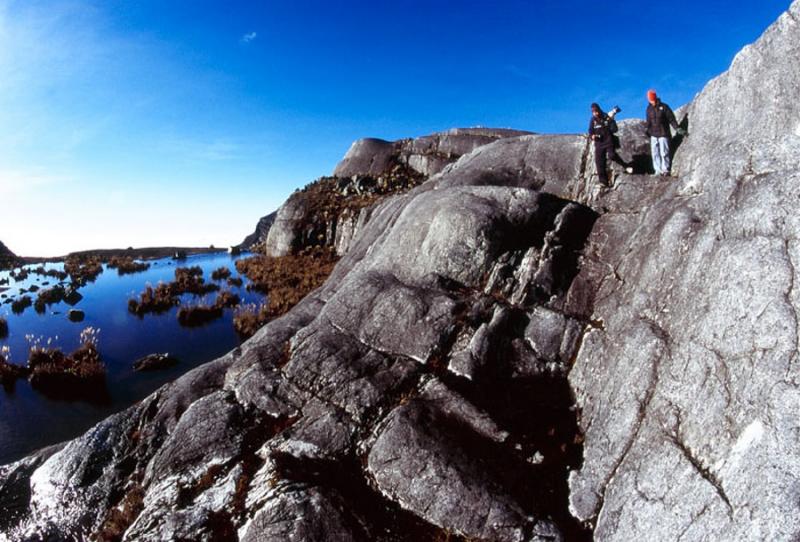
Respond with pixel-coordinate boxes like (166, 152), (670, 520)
(133, 353), (179, 372)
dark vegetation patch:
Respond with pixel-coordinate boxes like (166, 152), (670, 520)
(176, 304), (222, 327)
(9, 268), (29, 281)
(0, 317), (7, 339)
(227, 276), (243, 288)
(234, 247), (338, 338)
(211, 267), (231, 281)
(128, 266), (220, 317)
(34, 286), (66, 313)
(11, 296), (32, 315)
(214, 290), (240, 309)
(67, 309), (85, 322)
(25, 328), (107, 402)
(176, 290), (240, 327)
(128, 283), (175, 316)
(64, 255), (103, 284)
(31, 266), (68, 281)
(286, 166), (423, 253)
(174, 266), (219, 295)
(108, 256), (150, 275)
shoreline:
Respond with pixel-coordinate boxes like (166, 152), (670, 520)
(17, 246), (232, 266)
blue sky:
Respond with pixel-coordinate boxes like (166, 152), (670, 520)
(0, 0), (792, 256)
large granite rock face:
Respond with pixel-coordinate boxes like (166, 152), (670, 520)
(3, 3), (800, 541)
(566, 2), (800, 540)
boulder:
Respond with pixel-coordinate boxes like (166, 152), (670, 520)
(67, 309), (85, 322)
(133, 353), (179, 372)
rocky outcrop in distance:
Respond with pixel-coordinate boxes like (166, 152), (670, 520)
(238, 212), (277, 251)
(2, 2), (800, 541)
(264, 128), (533, 258)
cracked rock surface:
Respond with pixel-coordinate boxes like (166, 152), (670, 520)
(566, 2), (800, 540)
(3, 3), (800, 541)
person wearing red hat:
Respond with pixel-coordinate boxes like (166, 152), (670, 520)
(588, 103), (633, 187)
(645, 89), (685, 176)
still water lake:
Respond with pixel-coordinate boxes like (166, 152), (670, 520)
(0, 252), (263, 466)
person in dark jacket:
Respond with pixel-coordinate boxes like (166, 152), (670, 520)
(645, 89), (686, 176)
(588, 103), (633, 187)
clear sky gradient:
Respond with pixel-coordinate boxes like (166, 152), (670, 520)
(0, 0), (792, 256)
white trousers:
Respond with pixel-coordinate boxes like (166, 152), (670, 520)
(650, 136), (671, 174)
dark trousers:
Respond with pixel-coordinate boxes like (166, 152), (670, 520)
(594, 145), (626, 185)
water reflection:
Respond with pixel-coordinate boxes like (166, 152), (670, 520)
(0, 252), (263, 465)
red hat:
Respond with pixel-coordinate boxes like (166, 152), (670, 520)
(647, 89), (657, 101)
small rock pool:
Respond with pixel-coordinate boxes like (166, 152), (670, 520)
(0, 251), (264, 465)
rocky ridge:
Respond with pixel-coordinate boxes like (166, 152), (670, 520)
(264, 128), (533, 257)
(2, 3), (800, 541)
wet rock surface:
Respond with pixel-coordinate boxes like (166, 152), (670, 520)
(3, 3), (800, 540)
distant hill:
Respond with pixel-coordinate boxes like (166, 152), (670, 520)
(0, 240), (20, 270)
